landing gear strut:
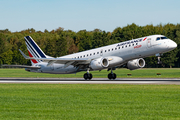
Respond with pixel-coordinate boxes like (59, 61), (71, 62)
(157, 56), (162, 64)
(156, 53), (163, 64)
(83, 68), (92, 80)
(108, 68), (116, 80)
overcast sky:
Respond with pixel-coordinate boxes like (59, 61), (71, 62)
(0, 0), (180, 32)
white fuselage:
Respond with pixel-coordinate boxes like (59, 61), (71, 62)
(27, 35), (177, 74)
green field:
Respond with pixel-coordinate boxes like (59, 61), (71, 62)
(0, 84), (179, 119)
(0, 68), (180, 78)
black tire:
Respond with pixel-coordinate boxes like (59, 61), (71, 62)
(108, 73), (112, 80)
(112, 73), (116, 79)
(84, 73), (88, 80)
(89, 73), (93, 80)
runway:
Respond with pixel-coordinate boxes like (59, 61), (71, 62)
(0, 78), (180, 84)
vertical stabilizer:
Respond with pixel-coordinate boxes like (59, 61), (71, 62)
(24, 36), (46, 65)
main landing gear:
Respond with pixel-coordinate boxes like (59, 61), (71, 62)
(83, 68), (117, 80)
(83, 68), (92, 80)
(108, 68), (116, 80)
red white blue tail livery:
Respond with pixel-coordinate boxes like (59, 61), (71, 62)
(24, 36), (47, 64)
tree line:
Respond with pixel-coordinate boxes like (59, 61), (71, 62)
(0, 23), (180, 68)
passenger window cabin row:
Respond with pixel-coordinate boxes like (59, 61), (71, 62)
(74, 42), (138, 59)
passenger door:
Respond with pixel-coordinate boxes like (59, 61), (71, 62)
(147, 38), (152, 48)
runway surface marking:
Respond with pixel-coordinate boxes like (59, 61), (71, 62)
(0, 78), (180, 84)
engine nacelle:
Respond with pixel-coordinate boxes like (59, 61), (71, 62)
(90, 57), (109, 70)
(127, 58), (145, 70)
(108, 56), (123, 67)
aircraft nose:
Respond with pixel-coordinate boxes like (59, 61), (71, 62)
(169, 40), (177, 50)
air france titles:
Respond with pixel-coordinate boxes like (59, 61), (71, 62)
(116, 38), (142, 47)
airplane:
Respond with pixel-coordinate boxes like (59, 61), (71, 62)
(4, 35), (177, 80)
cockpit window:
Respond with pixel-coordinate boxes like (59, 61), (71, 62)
(161, 37), (168, 39)
(156, 37), (168, 41)
(156, 37), (160, 41)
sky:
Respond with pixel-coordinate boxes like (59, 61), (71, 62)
(0, 0), (180, 32)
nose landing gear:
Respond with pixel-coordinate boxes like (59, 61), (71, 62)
(156, 53), (163, 64)
(157, 56), (162, 64)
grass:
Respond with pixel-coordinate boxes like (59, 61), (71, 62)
(0, 68), (180, 78)
(0, 84), (180, 119)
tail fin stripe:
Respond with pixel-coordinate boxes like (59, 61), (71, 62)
(25, 39), (42, 63)
(26, 36), (46, 58)
(25, 39), (40, 58)
(26, 45), (41, 63)
(28, 50), (38, 64)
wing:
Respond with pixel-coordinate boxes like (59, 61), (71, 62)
(19, 49), (91, 67)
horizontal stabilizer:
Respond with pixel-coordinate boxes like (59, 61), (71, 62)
(19, 49), (31, 59)
(2, 65), (40, 69)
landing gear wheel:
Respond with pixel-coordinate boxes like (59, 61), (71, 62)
(112, 73), (116, 79)
(108, 73), (112, 80)
(108, 73), (116, 80)
(83, 73), (93, 80)
(84, 73), (88, 80)
(89, 73), (92, 80)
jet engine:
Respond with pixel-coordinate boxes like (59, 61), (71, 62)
(90, 57), (109, 70)
(127, 58), (145, 70)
